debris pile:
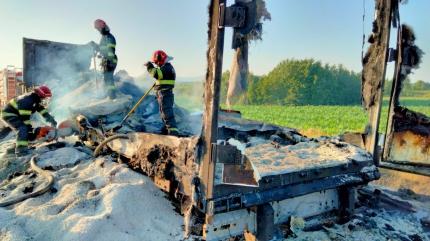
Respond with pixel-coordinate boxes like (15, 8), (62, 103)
(50, 71), (199, 136)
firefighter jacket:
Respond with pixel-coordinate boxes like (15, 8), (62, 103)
(99, 31), (117, 64)
(147, 62), (176, 90)
(2, 92), (56, 126)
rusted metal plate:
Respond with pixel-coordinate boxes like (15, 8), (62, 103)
(389, 131), (429, 164)
(384, 106), (430, 166)
(223, 164), (258, 186)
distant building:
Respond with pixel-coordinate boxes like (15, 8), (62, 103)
(0, 66), (26, 108)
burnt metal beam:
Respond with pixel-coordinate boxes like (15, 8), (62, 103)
(362, 0), (394, 165)
(380, 162), (430, 177)
(200, 0), (226, 219)
(213, 160), (375, 198)
(383, 27), (402, 162)
(338, 187), (356, 219)
(210, 170), (379, 214)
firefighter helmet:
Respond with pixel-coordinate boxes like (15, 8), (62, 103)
(152, 50), (168, 66)
(94, 19), (107, 31)
(34, 85), (52, 98)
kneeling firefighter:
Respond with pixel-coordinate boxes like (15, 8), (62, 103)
(144, 50), (179, 136)
(1, 86), (57, 156)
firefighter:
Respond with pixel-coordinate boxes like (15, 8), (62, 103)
(0, 86), (57, 156)
(89, 19), (118, 99)
(144, 50), (179, 136)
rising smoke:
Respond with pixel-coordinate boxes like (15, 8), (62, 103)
(24, 39), (102, 121)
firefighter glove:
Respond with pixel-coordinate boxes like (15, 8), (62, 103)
(46, 117), (57, 127)
(144, 61), (154, 68)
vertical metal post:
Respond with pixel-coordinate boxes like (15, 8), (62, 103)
(338, 187), (356, 219)
(200, 0), (226, 220)
(363, 0), (393, 165)
(257, 203), (275, 241)
(383, 26), (403, 161)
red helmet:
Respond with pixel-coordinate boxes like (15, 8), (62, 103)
(34, 85), (52, 98)
(94, 19), (107, 30)
(152, 50), (168, 66)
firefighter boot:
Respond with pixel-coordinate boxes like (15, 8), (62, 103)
(168, 127), (179, 136)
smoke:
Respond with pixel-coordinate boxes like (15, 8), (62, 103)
(23, 39), (103, 121)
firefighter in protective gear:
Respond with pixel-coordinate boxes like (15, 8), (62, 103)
(0, 86), (57, 156)
(144, 50), (179, 136)
(90, 19), (118, 99)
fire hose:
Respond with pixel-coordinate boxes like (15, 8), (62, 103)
(93, 134), (129, 157)
(0, 155), (54, 207)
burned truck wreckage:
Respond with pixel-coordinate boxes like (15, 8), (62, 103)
(0, 0), (428, 240)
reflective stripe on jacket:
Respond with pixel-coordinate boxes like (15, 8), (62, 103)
(99, 32), (117, 63)
(147, 62), (176, 89)
(1, 92), (53, 123)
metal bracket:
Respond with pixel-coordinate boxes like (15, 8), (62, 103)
(218, 3), (247, 28)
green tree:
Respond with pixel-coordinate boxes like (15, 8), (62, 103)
(248, 59), (361, 105)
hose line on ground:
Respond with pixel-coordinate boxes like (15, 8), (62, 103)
(0, 155), (54, 207)
(93, 134), (129, 157)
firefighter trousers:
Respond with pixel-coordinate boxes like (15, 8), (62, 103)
(1, 115), (33, 149)
(102, 58), (117, 99)
(156, 88), (178, 135)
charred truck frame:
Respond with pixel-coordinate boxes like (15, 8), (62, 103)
(21, 0), (428, 240)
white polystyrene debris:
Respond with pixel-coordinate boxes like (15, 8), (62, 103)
(227, 138), (246, 155)
(246, 141), (373, 178)
(0, 156), (183, 241)
(69, 95), (132, 116)
(37, 147), (89, 169)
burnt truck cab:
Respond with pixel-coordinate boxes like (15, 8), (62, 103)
(22, 1), (428, 240)
(106, 111), (379, 240)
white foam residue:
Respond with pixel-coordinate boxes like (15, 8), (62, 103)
(37, 147), (89, 169)
(0, 152), (183, 241)
(246, 141), (372, 177)
(227, 138), (246, 155)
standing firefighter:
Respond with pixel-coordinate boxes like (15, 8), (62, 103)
(144, 50), (179, 136)
(1, 86), (57, 156)
(90, 19), (118, 99)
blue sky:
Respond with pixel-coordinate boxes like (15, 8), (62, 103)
(0, 0), (428, 82)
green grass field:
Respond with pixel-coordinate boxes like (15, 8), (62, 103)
(229, 105), (430, 136)
(382, 96), (430, 107)
(174, 83), (429, 136)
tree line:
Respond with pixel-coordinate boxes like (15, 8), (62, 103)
(222, 59), (362, 105)
(384, 79), (430, 97)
